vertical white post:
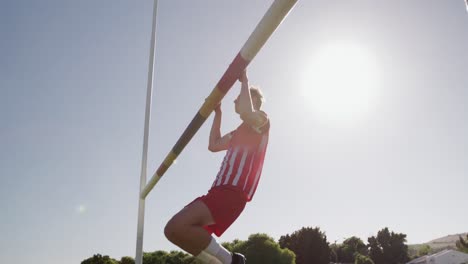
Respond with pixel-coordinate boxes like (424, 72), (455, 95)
(135, 1), (158, 264)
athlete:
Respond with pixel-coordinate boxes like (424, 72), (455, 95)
(164, 69), (270, 264)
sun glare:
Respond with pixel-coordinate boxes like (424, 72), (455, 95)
(76, 205), (87, 214)
(301, 42), (381, 123)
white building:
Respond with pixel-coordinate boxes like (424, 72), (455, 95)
(408, 250), (468, 264)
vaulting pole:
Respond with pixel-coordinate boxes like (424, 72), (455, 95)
(135, 1), (158, 264)
(141, 0), (298, 199)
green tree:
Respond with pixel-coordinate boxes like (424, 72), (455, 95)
(355, 253), (375, 264)
(368, 227), (410, 264)
(142, 250), (168, 264)
(334, 236), (368, 263)
(417, 245), (432, 256)
(167, 250), (198, 264)
(346, 236), (368, 256)
(279, 227), (331, 264)
(222, 239), (243, 252)
(119, 256), (135, 264)
(330, 242), (339, 263)
(81, 254), (119, 264)
(142, 250), (199, 264)
(232, 233), (295, 264)
(456, 235), (468, 254)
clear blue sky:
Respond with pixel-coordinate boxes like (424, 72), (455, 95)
(1, 1), (467, 263)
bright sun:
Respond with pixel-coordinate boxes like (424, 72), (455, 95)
(301, 42), (381, 123)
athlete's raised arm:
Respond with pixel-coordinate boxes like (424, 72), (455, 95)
(208, 103), (232, 152)
(236, 70), (269, 131)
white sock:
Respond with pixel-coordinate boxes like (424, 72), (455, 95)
(196, 251), (222, 264)
(203, 237), (233, 264)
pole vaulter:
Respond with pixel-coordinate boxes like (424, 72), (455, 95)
(141, 0), (298, 199)
(136, 1), (298, 263)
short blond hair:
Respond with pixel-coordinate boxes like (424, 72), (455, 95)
(250, 86), (264, 110)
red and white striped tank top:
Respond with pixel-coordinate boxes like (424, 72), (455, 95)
(211, 119), (270, 201)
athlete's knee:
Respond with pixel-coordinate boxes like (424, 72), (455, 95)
(164, 216), (185, 242)
(164, 219), (176, 242)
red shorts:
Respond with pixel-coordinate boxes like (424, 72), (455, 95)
(188, 187), (247, 237)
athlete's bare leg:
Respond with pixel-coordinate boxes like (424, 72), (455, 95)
(164, 200), (215, 255)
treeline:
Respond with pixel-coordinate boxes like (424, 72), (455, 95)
(82, 226), (433, 264)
